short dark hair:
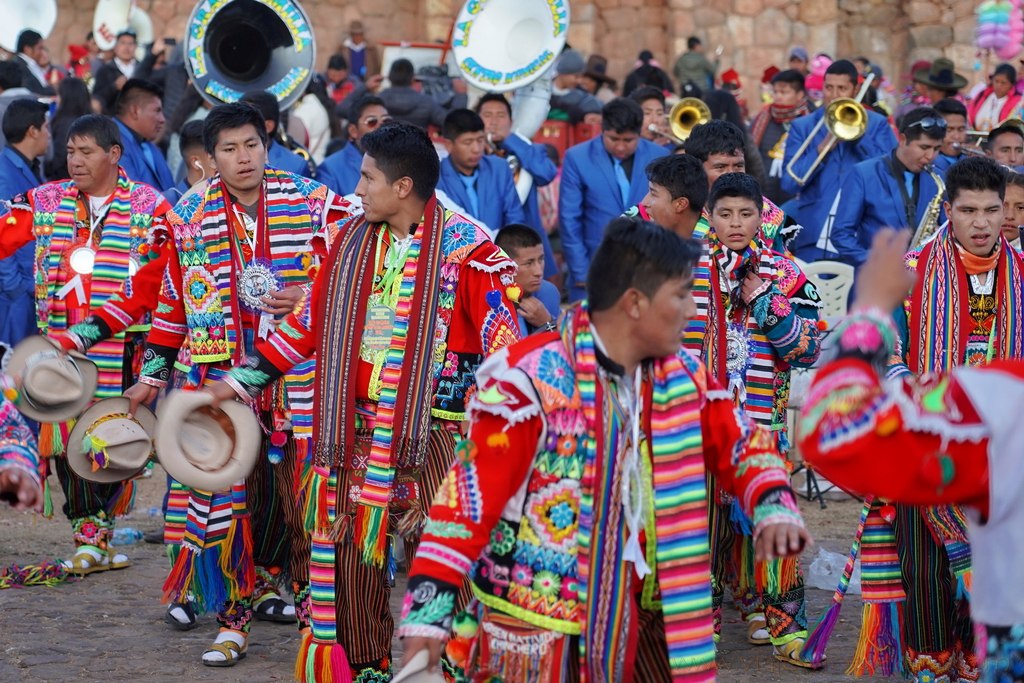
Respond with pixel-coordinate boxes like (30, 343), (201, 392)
(327, 53), (348, 71)
(824, 59), (859, 85)
(68, 115), (123, 152)
(601, 98), (644, 134)
(899, 106), (947, 142)
(16, 30), (42, 54)
(682, 119), (745, 161)
(587, 217), (701, 312)
(2, 99), (48, 145)
(646, 155), (708, 213)
(360, 122), (440, 201)
(771, 69), (806, 92)
(203, 102), (269, 155)
(708, 172), (764, 213)
(994, 62), (1018, 84)
(388, 58), (415, 87)
(116, 30), (137, 43)
(934, 97), (968, 118)
(442, 108), (484, 140)
(629, 86), (665, 107)
(946, 156), (1006, 203)
(495, 224), (542, 254)
(178, 119), (206, 157)
(240, 90), (280, 126)
(351, 95), (387, 121)
(114, 79), (164, 117)
(0, 62), (21, 90)
(687, 37), (702, 50)
(985, 121), (1024, 151)
(474, 93), (512, 117)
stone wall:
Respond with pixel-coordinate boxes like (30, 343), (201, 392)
(39, 0), (1018, 115)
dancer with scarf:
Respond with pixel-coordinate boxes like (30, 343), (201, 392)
(204, 122), (521, 681)
(70, 103), (352, 665)
(396, 218), (809, 682)
(0, 114), (171, 575)
(750, 69), (813, 206)
(682, 173), (824, 668)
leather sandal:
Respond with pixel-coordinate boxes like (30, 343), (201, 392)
(165, 601), (198, 631)
(254, 590), (295, 623)
(746, 613), (771, 645)
(202, 629), (247, 667)
(62, 545), (109, 576)
(108, 552), (131, 571)
(773, 638), (824, 669)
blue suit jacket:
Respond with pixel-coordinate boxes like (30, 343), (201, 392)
(268, 142), (313, 178)
(437, 154), (526, 233)
(500, 133), (559, 279)
(830, 154), (943, 267)
(316, 142), (362, 196)
(931, 152), (960, 177)
(781, 108), (897, 261)
(114, 118), (175, 193)
(559, 137), (669, 296)
(0, 146), (42, 346)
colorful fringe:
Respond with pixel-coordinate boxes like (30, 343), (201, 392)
(0, 560), (71, 589)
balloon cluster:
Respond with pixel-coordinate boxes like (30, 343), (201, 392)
(976, 0), (1024, 61)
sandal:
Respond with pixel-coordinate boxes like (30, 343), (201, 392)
(253, 584), (295, 623)
(165, 601), (198, 631)
(62, 545), (110, 576)
(108, 552), (131, 571)
(773, 638), (824, 669)
(746, 613), (771, 646)
(202, 629), (247, 667)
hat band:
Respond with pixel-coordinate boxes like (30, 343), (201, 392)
(20, 350), (83, 412)
(83, 412), (149, 472)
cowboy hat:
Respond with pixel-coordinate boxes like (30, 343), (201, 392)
(67, 397), (157, 483)
(155, 391), (261, 492)
(391, 650), (445, 683)
(913, 58), (967, 91)
(7, 336), (98, 423)
(583, 54), (615, 86)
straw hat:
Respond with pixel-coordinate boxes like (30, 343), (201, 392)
(7, 336), (98, 422)
(154, 391), (261, 492)
(67, 398), (157, 483)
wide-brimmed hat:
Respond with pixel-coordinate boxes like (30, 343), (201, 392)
(155, 391), (261, 492)
(7, 336), (98, 423)
(67, 398), (157, 483)
(913, 58), (967, 91)
(583, 54), (615, 86)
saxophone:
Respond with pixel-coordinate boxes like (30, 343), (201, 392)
(911, 166), (945, 248)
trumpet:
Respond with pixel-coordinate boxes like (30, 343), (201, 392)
(649, 98), (712, 144)
(786, 74), (875, 186)
(953, 142), (987, 157)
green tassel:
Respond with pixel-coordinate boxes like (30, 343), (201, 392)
(42, 478), (53, 519)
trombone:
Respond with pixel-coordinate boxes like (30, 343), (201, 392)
(785, 74), (875, 186)
(648, 98), (711, 144)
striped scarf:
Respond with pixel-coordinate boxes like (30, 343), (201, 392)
(570, 306), (716, 682)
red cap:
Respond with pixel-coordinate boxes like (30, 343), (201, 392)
(722, 68), (741, 87)
(761, 66), (780, 84)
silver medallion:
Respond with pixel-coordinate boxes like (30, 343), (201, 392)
(69, 247), (96, 275)
(725, 324), (751, 377)
(237, 262), (279, 311)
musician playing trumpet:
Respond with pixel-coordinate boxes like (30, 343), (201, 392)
(931, 97), (969, 175)
(984, 119), (1024, 171)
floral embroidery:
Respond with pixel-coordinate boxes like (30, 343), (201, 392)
(489, 519), (516, 555)
(423, 519), (472, 539)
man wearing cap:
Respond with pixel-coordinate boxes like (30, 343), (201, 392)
(914, 58), (968, 105)
(782, 59), (898, 262)
(205, 122), (520, 681)
(788, 46), (810, 76)
(0, 114), (172, 575)
(341, 20), (380, 82)
(549, 49), (604, 125)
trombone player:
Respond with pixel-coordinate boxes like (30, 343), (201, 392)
(830, 107), (947, 268)
(781, 60), (896, 262)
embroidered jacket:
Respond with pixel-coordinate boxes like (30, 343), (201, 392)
(0, 375), (42, 498)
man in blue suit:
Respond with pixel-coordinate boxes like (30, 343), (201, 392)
(437, 108), (525, 233)
(241, 91), (315, 178)
(930, 98), (968, 176)
(0, 99), (49, 347)
(317, 95), (390, 197)
(477, 93), (560, 279)
(831, 107), (947, 268)
(113, 79), (175, 193)
(782, 60), (897, 262)
(560, 97), (669, 300)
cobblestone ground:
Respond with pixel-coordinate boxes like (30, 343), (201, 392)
(0, 467), (894, 683)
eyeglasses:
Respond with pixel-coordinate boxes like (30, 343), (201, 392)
(362, 116), (393, 128)
(906, 116), (948, 133)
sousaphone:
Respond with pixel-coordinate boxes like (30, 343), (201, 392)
(93, 0), (154, 61)
(0, 0), (57, 54)
(184, 0), (315, 110)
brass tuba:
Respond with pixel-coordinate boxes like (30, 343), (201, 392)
(183, 0), (316, 110)
(911, 166), (945, 248)
(0, 0), (56, 53)
(665, 97), (712, 143)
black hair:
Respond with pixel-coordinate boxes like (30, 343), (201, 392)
(946, 156), (1006, 203)
(994, 62), (1018, 84)
(2, 99), (49, 145)
(360, 122), (440, 201)
(202, 102), (269, 155)
(327, 53), (348, 71)
(682, 119), (745, 161)
(16, 30), (43, 54)
(601, 98), (644, 134)
(67, 115), (123, 152)
(899, 106), (946, 142)
(708, 172), (764, 213)
(240, 90), (280, 126)
(771, 69), (806, 92)
(474, 92), (512, 117)
(0, 62), (21, 90)
(703, 89), (744, 127)
(495, 224), (542, 254)
(687, 37), (702, 50)
(114, 79), (164, 117)
(178, 119), (206, 157)
(351, 95), (387, 121)
(587, 217), (701, 312)
(442, 108), (484, 140)
(646, 154), (708, 213)
(629, 86), (665, 107)
(985, 121), (1024, 150)
(53, 78), (92, 123)
(115, 30), (137, 43)
(388, 58), (415, 87)
(825, 59), (859, 85)
(934, 97), (968, 118)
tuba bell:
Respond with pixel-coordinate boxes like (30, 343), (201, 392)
(184, 0), (316, 110)
(0, 0), (57, 54)
(666, 97), (712, 143)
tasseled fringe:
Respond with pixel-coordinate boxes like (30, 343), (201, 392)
(355, 505), (388, 567)
(846, 602), (906, 677)
(801, 600), (841, 666)
(39, 422), (70, 457)
(163, 521), (254, 613)
(221, 515), (255, 598)
(734, 531), (756, 593)
(759, 555), (800, 595)
(306, 467), (331, 535)
(330, 513), (353, 542)
(923, 505), (970, 544)
(107, 479), (136, 518)
(395, 508), (425, 538)
(295, 631), (352, 683)
(42, 477), (53, 519)
(294, 440), (311, 501)
(955, 571), (973, 601)
(729, 497), (754, 535)
(0, 560), (71, 589)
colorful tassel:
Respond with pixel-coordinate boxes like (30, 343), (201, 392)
(42, 477), (53, 519)
(296, 633), (353, 683)
(267, 431), (287, 464)
(846, 601), (905, 676)
(107, 479), (136, 518)
(0, 560), (71, 589)
(355, 504), (388, 567)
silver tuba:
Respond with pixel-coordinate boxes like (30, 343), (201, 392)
(93, 0), (153, 61)
(183, 0), (315, 110)
(0, 0), (57, 53)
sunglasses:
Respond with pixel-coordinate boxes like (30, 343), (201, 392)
(362, 115), (393, 128)
(907, 116), (948, 133)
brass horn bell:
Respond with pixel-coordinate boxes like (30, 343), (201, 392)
(667, 98), (712, 143)
(824, 98), (868, 141)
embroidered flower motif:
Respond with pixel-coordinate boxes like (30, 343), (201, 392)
(544, 433), (559, 452)
(555, 435), (576, 457)
(512, 564), (533, 586)
(548, 501), (576, 530)
(489, 519), (516, 556)
(769, 295), (792, 317)
(210, 326), (224, 339)
(182, 237), (196, 252)
(532, 570), (561, 598)
(560, 576), (579, 601)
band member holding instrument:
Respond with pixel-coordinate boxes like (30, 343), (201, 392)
(629, 86), (673, 148)
(317, 95), (391, 197)
(931, 98), (969, 175)
(831, 107), (947, 268)
(782, 59), (896, 262)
